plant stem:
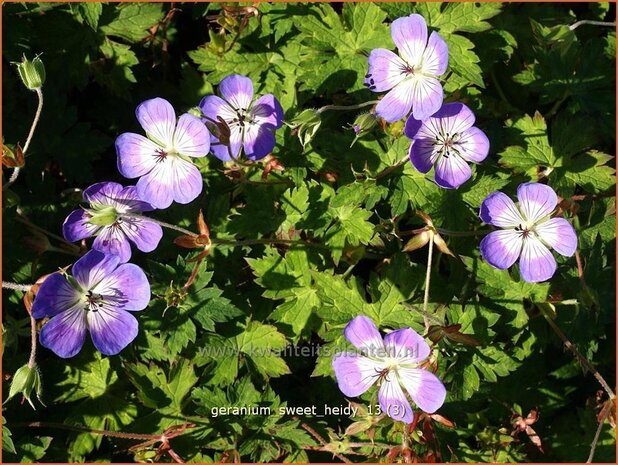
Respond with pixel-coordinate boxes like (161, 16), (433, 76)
(437, 228), (491, 237)
(2, 281), (33, 292)
(211, 237), (330, 250)
(374, 156), (409, 180)
(4, 88), (44, 190)
(317, 100), (379, 114)
(17, 421), (157, 441)
(124, 213), (197, 237)
(28, 315), (37, 369)
(587, 404), (612, 463)
(422, 236), (434, 330)
(16, 211), (81, 252)
(543, 314), (615, 400)
(569, 19), (616, 31)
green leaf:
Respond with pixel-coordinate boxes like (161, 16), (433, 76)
(237, 321), (290, 379)
(443, 33), (485, 88)
(100, 3), (163, 42)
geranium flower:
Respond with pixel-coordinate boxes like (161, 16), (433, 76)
(404, 102), (489, 189)
(63, 182), (163, 263)
(365, 14), (448, 123)
(332, 316), (446, 424)
(116, 98), (211, 209)
(31, 250), (150, 358)
(479, 183), (577, 283)
(199, 74), (284, 162)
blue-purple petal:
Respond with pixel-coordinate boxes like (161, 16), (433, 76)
(219, 75), (254, 111)
(332, 353), (382, 397)
(519, 236), (557, 283)
(93, 263), (150, 311)
(398, 368), (447, 413)
(535, 217), (577, 257)
(40, 307), (87, 358)
(480, 230), (523, 270)
(344, 316), (385, 355)
(63, 209), (99, 243)
(378, 378), (414, 424)
(88, 307), (138, 356)
(31, 273), (82, 319)
(93, 226), (133, 263)
(71, 250), (121, 290)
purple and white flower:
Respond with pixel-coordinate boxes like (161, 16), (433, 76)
(365, 14), (448, 123)
(199, 74), (284, 162)
(480, 183), (578, 283)
(31, 250), (150, 358)
(332, 316), (446, 424)
(63, 182), (163, 263)
(404, 102), (490, 189)
(116, 98), (211, 209)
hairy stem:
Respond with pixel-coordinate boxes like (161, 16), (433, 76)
(317, 100), (379, 114)
(587, 404), (612, 463)
(543, 314), (615, 399)
(211, 237), (330, 250)
(437, 228), (491, 237)
(569, 19), (616, 31)
(28, 315), (37, 369)
(2, 281), (33, 292)
(374, 156), (409, 180)
(4, 88), (44, 190)
(422, 236), (435, 330)
(16, 421), (157, 440)
(124, 213), (197, 237)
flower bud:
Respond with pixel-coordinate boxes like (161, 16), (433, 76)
(16, 55), (45, 91)
(5, 364), (44, 409)
(287, 109), (322, 150)
(349, 112), (378, 147)
(23, 231), (51, 255)
(2, 144), (24, 168)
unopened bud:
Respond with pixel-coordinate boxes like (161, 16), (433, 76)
(403, 230), (431, 252)
(16, 55), (45, 91)
(287, 109), (322, 150)
(23, 231), (51, 255)
(5, 364), (44, 409)
(349, 112), (378, 147)
(2, 144), (24, 168)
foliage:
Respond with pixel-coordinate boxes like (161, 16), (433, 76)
(2, 2), (615, 463)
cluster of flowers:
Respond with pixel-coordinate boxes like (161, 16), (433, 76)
(31, 76), (284, 358)
(332, 14), (577, 424)
(28, 13), (578, 429)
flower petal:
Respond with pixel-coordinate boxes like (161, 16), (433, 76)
(242, 124), (276, 161)
(93, 226), (132, 263)
(519, 236), (557, 283)
(72, 250), (121, 290)
(219, 74), (254, 111)
(93, 263), (151, 311)
(83, 181), (123, 205)
(378, 378), (414, 424)
(251, 94), (284, 128)
(136, 163), (174, 209)
(170, 157), (203, 204)
(535, 217), (577, 257)
(421, 31), (448, 76)
(479, 192), (525, 227)
(332, 353), (383, 397)
(344, 316), (385, 355)
(375, 79), (415, 123)
(430, 102), (476, 134)
(137, 157), (202, 208)
(63, 209), (100, 243)
(409, 76), (444, 121)
(40, 307), (87, 358)
(409, 138), (437, 173)
(116, 132), (160, 179)
(119, 217), (163, 254)
(391, 14), (428, 68)
(31, 273), (82, 319)
(517, 183), (558, 224)
(398, 368), (447, 413)
(434, 152), (472, 189)
(365, 49), (408, 92)
(384, 328), (430, 364)
(199, 95), (238, 123)
(457, 127), (490, 163)
(173, 113), (211, 157)
(136, 97), (176, 147)
(480, 230), (523, 270)
(88, 307), (138, 356)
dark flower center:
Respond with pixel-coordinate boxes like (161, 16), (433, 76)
(435, 132), (463, 159)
